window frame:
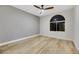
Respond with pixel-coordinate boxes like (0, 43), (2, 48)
(50, 15), (65, 32)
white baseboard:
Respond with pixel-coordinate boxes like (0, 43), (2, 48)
(73, 40), (79, 52)
(40, 34), (72, 41)
(0, 34), (40, 46)
(0, 34), (73, 47)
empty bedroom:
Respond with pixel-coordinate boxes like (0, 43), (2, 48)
(0, 5), (79, 54)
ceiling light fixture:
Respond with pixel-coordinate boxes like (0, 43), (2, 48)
(33, 5), (54, 14)
(40, 9), (44, 14)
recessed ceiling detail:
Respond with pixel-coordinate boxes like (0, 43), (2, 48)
(12, 5), (74, 17)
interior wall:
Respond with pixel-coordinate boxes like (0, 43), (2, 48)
(74, 6), (79, 51)
(0, 5), (75, 44)
(0, 6), (40, 43)
(40, 9), (74, 40)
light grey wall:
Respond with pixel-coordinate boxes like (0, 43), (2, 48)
(40, 9), (74, 40)
(0, 6), (40, 43)
(74, 6), (79, 51)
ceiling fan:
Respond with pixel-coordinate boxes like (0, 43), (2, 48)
(33, 5), (54, 14)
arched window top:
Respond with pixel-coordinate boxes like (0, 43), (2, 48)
(50, 15), (65, 22)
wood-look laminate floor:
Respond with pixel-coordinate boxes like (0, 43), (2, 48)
(0, 36), (78, 54)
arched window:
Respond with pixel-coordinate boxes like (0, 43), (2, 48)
(50, 15), (65, 31)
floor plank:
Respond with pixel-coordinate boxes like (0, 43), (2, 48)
(0, 36), (78, 54)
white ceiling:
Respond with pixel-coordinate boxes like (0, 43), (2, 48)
(12, 5), (74, 17)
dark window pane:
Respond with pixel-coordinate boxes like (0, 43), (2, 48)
(57, 22), (65, 31)
(50, 23), (56, 31)
(50, 15), (65, 22)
